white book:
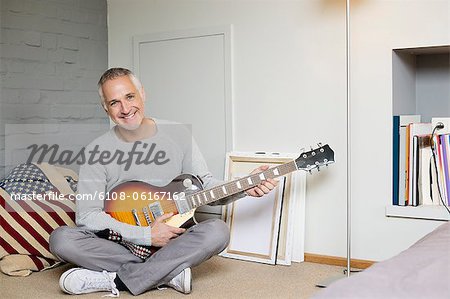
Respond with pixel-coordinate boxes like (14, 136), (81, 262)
(408, 123), (431, 205)
(398, 115), (421, 206)
(416, 135), (433, 205)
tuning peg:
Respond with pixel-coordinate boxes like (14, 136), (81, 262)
(317, 166), (320, 172)
(308, 170), (312, 175)
(299, 147), (305, 154)
(317, 142), (322, 148)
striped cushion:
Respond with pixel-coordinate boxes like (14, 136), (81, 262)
(0, 255), (60, 277)
(0, 163), (77, 276)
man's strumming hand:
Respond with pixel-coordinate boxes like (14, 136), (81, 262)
(150, 213), (185, 247)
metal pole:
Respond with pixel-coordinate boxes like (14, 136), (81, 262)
(346, 0), (352, 278)
(315, 2), (351, 286)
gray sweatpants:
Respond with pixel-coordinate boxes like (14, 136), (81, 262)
(49, 219), (230, 295)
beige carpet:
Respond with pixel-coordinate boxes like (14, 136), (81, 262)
(1, 256), (342, 298)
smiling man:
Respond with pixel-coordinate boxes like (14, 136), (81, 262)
(49, 68), (277, 297)
(99, 71), (149, 133)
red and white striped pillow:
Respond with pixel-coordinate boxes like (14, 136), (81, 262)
(0, 163), (77, 276)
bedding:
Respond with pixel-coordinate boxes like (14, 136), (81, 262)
(313, 222), (450, 299)
(0, 163), (77, 276)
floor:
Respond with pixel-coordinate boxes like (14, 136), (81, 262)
(1, 256), (344, 298)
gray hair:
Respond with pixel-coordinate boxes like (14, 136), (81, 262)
(97, 68), (143, 108)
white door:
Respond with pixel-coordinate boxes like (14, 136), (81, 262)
(133, 26), (233, 216)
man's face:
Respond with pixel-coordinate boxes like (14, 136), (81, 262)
(102, 76), (145, 131)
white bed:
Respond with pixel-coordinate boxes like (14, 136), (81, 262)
(313, 222), (450, 299)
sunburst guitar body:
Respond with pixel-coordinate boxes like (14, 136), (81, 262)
(105, 174), (203, 228)
(104, 144), (335, 228)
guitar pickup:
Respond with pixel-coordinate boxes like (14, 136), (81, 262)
(149, 202), (164, 219)
(131, 208), (141, 226)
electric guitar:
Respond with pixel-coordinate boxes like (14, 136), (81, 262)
(105, 144), (334, 228)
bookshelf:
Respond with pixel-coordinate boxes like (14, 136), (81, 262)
(386, 206), (449, 221)
(390, 45), (450, 221)
(393, 45), (449, 122)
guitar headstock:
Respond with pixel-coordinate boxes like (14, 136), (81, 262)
(295, 144), (335, 172)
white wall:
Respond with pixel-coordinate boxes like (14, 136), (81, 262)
(350, 0), (448, 260)
(107, 0), (448, 261)
(416, 54), (450, 122)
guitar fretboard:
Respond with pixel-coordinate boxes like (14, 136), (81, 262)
(187, 161), (297, 208)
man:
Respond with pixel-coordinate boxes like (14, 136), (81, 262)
(49, 68), (277, 296)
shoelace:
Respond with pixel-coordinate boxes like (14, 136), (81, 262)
(83, 270), (119, 298)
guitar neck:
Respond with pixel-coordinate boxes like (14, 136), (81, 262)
(187, 161), (298, 209)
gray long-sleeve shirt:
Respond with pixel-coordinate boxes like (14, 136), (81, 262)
(76, 119), (244, 246)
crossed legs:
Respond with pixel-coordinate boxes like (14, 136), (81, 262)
(50, 219), (230, 295)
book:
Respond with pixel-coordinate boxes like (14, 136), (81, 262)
(392, 116), (400, 205)
(430, 154), (441, 205)
(393, 115), (420, 206)
(405, 124), (411, 205)
(407, 123), (431, 205)
(432, 134), (448, 206)
(415, 135), (433, 205)
(412, 136), (419, 206)
(441, 134), (450, 205)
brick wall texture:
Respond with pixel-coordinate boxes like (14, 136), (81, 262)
(0, 0), (109, 177)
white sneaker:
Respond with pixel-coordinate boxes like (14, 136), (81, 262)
(167, 268), (192, 294)
(59, 267), (119, 297)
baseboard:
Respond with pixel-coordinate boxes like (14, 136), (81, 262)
(304, 253), (375, 269)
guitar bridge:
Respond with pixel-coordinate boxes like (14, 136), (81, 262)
(142, 206), (152, 225)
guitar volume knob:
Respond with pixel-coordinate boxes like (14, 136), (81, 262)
(183, 179), (192, 188)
